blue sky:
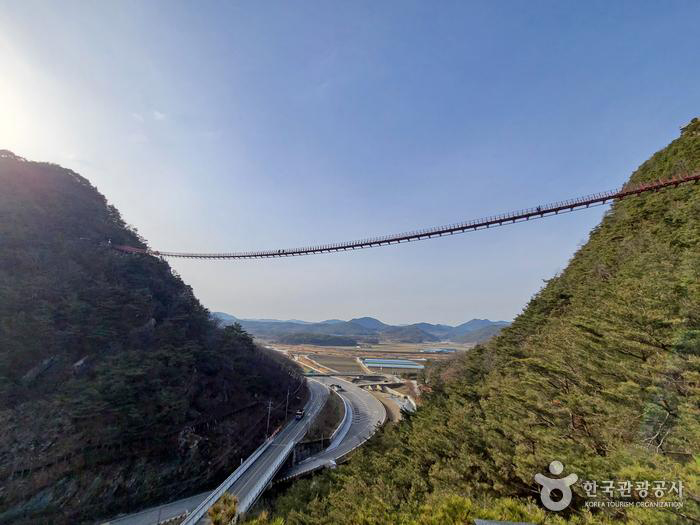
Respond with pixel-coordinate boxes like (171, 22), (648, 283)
(1, 1), (699, 324)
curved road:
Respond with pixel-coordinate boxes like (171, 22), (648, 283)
(104, 380), (328, 525)
(103, 375), (386, 524)
(280, 376), (386, 480)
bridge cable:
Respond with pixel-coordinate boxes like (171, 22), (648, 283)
(112, 173), (700, 260)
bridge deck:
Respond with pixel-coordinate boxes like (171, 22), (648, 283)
(113, 173), (699, 260)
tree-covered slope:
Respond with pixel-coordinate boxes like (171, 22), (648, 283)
(255, 120), (700, 525)
(0, 151), (305, 524)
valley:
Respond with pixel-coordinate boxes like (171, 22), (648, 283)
(215, 313), (508, 345)
(2, 6), (699, 522)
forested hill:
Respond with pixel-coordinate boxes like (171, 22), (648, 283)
(0, 151), (304, 524)
(257, 121), (700, 525)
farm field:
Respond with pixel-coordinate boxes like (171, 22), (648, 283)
(270, 342), (475, 378)
(271, 341), (474, 361)
(311, 354), (365, 373)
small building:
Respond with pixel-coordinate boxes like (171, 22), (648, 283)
(420, 347), (457, 354)
(362, 358), (424, 370)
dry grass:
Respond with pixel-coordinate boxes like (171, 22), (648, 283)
(276, 342), (473, 364)
(304, 390), (345, 441)
(311, 355), (364, 374)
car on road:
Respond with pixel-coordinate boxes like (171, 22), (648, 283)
(295, 408), (305, 420)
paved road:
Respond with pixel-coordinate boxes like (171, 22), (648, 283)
(103, 380), (328, 525)
(280, 376), (386, 479)
(218, 379), (328, 516)
(102, 492), (209, 525)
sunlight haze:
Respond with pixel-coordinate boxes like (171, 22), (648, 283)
(2, 1), (699, 324)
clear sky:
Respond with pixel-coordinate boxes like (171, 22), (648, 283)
(2, 1), (699, 325)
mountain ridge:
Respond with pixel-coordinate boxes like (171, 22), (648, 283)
(212, 312), (510, 343)
(252, 119), (700, 524)
(0, 153), (304, 524)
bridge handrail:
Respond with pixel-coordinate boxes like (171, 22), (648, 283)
(236, 440), (296, 515)
(327, 393), (352, 451)
(113, 172), (700, 259)
(179, 376), (309, 523)
(237, 380), (329, 515)
(180, 435), (274, 525)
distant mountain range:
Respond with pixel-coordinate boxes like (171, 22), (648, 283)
(212, 312), (510, 344)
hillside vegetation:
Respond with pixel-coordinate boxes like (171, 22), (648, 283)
(0, 151), (304, 524)
(249, 120), (700, 524)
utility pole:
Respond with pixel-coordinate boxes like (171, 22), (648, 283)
(266, 399), (272, 437)
(285, 387), (290, 419)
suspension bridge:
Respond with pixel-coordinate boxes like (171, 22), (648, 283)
(113, 173), (699, 260)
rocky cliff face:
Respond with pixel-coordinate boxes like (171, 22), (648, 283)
(0, 151), (305, 524)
